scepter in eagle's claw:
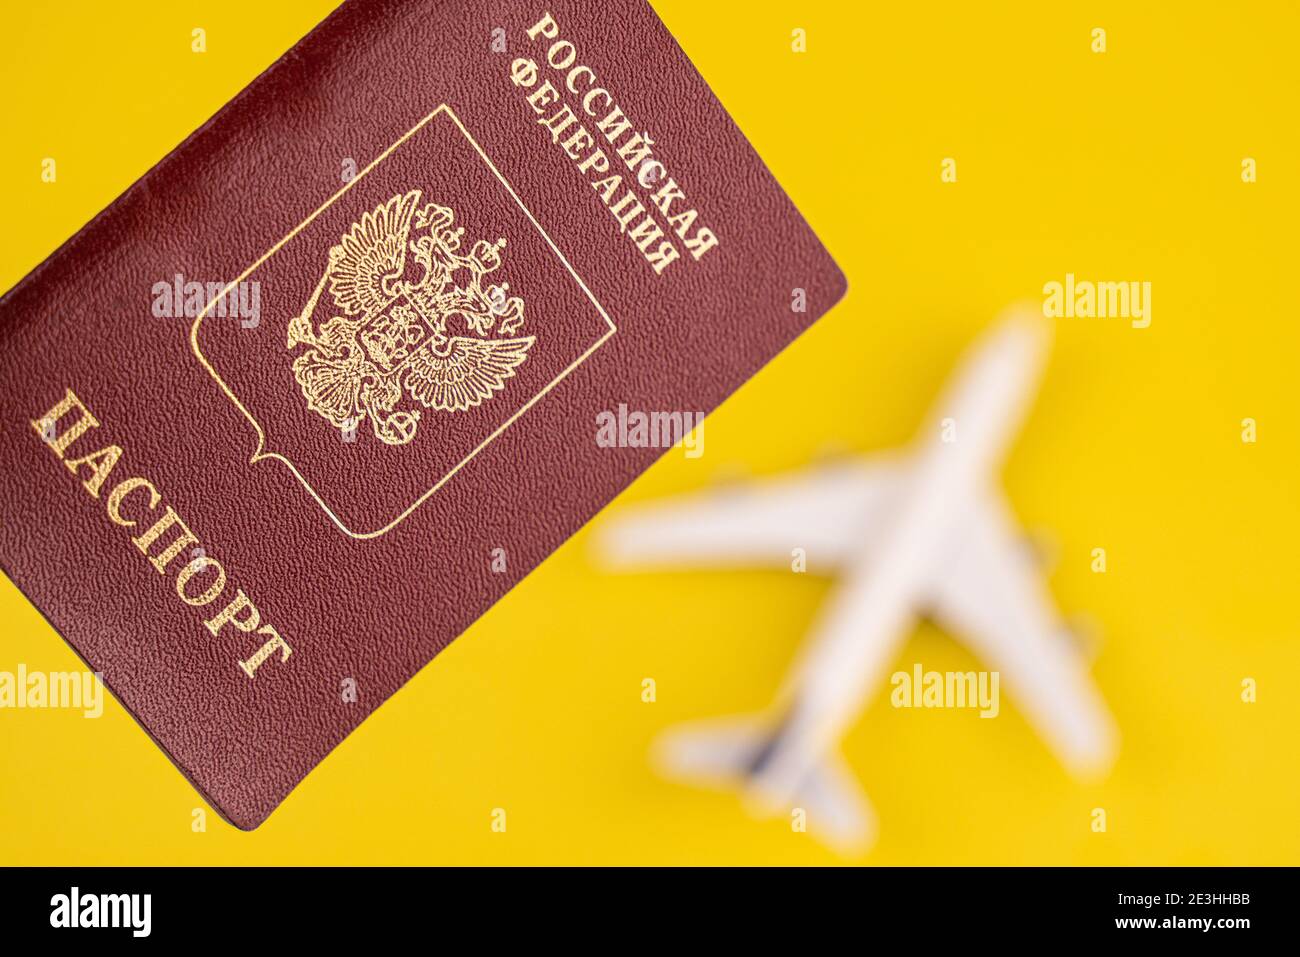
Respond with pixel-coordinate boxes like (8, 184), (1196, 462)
(286, 245), (343, 349)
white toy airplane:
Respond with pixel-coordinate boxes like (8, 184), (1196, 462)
(596, 309), (1118, 853)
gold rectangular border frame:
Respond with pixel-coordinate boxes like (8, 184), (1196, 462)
(190, 104), (617, 540)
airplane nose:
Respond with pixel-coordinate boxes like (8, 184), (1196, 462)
(985, 306), (1052, 374)
(936, 308), (1051, 448)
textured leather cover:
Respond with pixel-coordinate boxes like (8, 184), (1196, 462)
(0, 0), (845, 828)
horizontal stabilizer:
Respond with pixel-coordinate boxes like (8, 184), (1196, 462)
(655, 718), (875, 853)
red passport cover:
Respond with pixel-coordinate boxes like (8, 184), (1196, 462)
(0, 0), (845, 828)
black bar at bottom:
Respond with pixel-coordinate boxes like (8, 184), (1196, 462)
(0, 865), (1279, 942)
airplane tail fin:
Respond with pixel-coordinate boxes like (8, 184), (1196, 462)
(653, 717), (876, 854)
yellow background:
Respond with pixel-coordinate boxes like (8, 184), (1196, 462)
(2, 1), (1297, 864)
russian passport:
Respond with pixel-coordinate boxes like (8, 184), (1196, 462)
(0, 0), (846, 827)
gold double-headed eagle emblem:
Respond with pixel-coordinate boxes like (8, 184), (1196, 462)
(286, 189), (533, 446)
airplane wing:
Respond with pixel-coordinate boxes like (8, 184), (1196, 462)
(596, 458), (905, 570)
(927, 491), (1118, 776)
